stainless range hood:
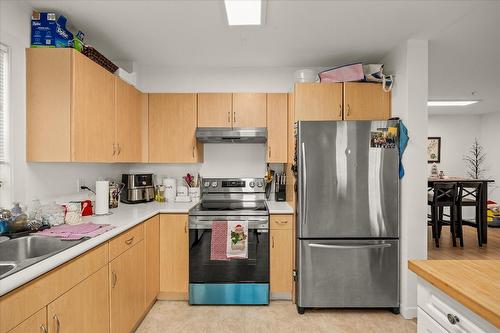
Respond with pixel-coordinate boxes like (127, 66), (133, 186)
(196, 127), (267, 143)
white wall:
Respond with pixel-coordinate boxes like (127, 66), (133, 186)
(382, 39), (429, 319)
(428, 115), (481, 177)
(479, 112), (500, 203)
(0, 1), (126, 204)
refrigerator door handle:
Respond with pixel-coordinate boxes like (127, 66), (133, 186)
(308, 243), (392, 250)
(301, 142), (308, 225)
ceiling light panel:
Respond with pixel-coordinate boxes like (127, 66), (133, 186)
(224, 0), (262, 26)
(427, 100), (479, 107)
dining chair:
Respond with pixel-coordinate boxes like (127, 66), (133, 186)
(428, 182), (459, 248)
(457, 182), (483, 247)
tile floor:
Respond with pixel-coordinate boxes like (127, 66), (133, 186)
(136, 301), (416, 333)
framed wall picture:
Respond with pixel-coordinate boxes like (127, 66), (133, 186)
(428, 137), (441, 163)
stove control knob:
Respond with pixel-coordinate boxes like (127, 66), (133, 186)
(249, 181), (255, 188)
(257, 181), (263, 188)
(211, 181), (218, 188)
(204, 181), (210, 188)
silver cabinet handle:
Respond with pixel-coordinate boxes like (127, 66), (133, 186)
(40, 324), (48, 333)
(347, 104), (351, 116)
(233, 111), (236, 124)
(308, 243), (391, 249)
(192, 145), (195, 158)
(112, 143), (116, 156)
(125, 236), (134, 245)
(53, 315), (60, 333)
(117, 143), (121, 155)
(447, 313), (460, 325)
(112, 271), (118, 288)
(301, 142), (308, 225)
(338, 104), (342, 118)
(227, 111), (231, 124)
(272, 236), (275, 248)
(275, 220), (288, 225)
(268, 146), (272, 158)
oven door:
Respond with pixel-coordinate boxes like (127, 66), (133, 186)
(189, 215), (269, 284)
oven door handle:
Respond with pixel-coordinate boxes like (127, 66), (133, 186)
(189, 220), (269, 230)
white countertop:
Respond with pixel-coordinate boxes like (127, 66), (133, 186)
(0, 199), (293, 296)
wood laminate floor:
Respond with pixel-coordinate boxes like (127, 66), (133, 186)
(428, 225), (500, 260)
(136, 301), (416, 333)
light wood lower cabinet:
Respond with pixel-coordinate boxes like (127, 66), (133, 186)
(109, 241), (146, 333)
(270, 215), (294, 299)
(47, 266), (109, 333)
(8, 308), (47, 333)
(145, 215), (160, 305)
(159, 214), (189, 299)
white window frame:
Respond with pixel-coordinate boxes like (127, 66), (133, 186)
(0, 42), (11, 207)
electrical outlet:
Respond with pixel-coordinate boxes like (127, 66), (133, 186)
(77, 178), (85, 192)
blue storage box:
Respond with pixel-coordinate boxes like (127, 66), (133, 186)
(31, 11), (56, 48)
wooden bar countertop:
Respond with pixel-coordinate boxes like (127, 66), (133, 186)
(409, 260), (500, 328)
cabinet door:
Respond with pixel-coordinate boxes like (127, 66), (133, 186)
(47, 266), (109, 333)
(8, 308), (47, 333)
(148, 93), (202, 163)
(266, 93), (288, 163)
(343, 82), (391, 120)
(109, 241), (146, 333)
(145, 215), (160, 306)
(159, 214), (188, 298)
(197, 93), (232, 127)
(72, 52), (115, 162)
(115, 79), (145, 162)
(294, 83), (343, 121)
(232, 93), (267, 127)
(270, 228), (294, 296)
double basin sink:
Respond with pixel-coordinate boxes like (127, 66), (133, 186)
(0, 235), (84, 279)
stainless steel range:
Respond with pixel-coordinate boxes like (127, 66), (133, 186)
(188, 178), (270, 305)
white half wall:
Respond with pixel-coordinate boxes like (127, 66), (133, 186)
(428, 115), (481, 177)
(382, 39), (429, 319)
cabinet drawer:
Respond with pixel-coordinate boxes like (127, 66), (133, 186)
(418, 307), (448, 333)
(109, 224), (144, 261)
(270, 215), (293, 230)
(417, 278), (498, 333)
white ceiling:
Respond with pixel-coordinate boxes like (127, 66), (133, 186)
(22, 0), (500, 115)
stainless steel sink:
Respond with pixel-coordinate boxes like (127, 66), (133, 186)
(0, 235), (84, 279)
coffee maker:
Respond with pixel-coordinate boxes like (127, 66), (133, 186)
(120, 174), (155, 204)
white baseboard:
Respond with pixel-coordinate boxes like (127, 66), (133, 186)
(401, 306), (417, 319)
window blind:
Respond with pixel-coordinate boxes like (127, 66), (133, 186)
(0, 44), (7, 163)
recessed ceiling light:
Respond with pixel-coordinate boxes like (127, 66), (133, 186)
(427, 100), (479, 107)
(224, 0), (262, 26)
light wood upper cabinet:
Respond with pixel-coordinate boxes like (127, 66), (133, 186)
(27, 48), (71, 162)
(270, 215), (294, 296)
(47, 266), (110, 333)
(232, 93), (267, 127)
(109, 241), (146, 333)
(8, 308), (47, 333)
(115, 78), (147, 162)
(294, 83), (343, 121)
(343, 82), (391, 120)
(159, 214), (188, 299)
(72, 51), (116, 162)
(197, 93), (232, 127)
(149, 93), (203, 163)
(266, 93), (288, 163)
(145, 215), (160, 306)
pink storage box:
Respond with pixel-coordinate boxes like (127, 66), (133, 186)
(319, 63), (364, 83)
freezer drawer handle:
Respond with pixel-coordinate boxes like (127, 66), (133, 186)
(308, 243), (392, 249)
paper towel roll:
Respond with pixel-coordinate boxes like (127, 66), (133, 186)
(95, 180), (109, 215)
(163, 178), (176, 202)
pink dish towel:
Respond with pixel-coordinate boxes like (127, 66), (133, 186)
(210, 221), (228, 261)
(36, 222), (115, 240)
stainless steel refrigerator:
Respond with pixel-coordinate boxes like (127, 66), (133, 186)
(295, 120), (400, 314)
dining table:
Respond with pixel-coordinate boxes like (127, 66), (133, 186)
(428, 177), (495, 243)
